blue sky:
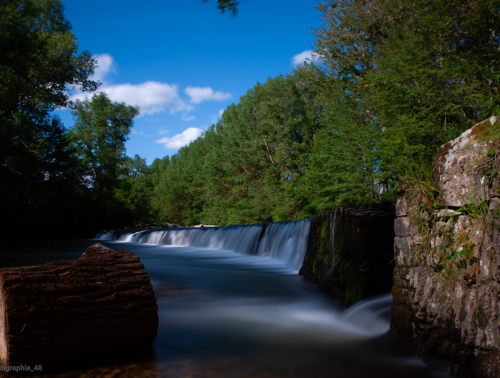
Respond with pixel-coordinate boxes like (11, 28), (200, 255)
(56, 0), (322, 164)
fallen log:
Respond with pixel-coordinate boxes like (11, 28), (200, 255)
(0, 243), (158, 369)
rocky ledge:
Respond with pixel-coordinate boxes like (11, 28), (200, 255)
(392, 116), (500, 377)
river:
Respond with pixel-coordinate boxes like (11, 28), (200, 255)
(2, 222), (445, 377)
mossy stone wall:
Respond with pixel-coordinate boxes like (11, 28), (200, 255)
(299, 202), (395, 306)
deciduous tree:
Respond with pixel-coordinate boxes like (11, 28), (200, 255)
(70, 93), (139, 224)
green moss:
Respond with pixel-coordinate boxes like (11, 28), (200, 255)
(466, 242), (475, 262)
(304, 204), (394, 306)
(310, 216), (332, 280)
(345, 284), (363, 304)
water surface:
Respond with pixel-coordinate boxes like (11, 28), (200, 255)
(3, 239), (444, 378)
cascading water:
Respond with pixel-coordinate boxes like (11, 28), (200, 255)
(97, 220), (310, 271)
(5, 220), (436, 377)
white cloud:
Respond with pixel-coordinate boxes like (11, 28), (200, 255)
(219, 109), (225, 117)
(72, 53), (232, 118)
(156, 127), (203, 149)
(158, 129), (169, 135)
(71, 81), (193, 116)
(91, 53), (116, 83)
(292, 50), (319, 66)
(182, 114), (196, 121)
(184, 87), (232, 104)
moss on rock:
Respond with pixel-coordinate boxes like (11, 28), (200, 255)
(300, 202), (395, 306)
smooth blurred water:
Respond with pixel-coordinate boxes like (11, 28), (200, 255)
(97, 220), (310, 271)
(1, 239), (445, 378)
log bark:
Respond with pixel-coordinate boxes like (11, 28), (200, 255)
(0, 243), (158, 368)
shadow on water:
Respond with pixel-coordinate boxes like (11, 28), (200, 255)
(2, 239), (447, 378)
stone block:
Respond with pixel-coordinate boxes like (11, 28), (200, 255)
(434, 116), (499, 207)
(394, 236), (420, 257)
(395, 217), (419, 236)
(396, 197), (409, 217)
(435, 209), (459, 220)
(391, 117), (500, 374)
(490, 197), (500, 214)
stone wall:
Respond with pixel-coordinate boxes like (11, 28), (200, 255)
(392, 116), (500, 377)
(300, 202), (395, 306)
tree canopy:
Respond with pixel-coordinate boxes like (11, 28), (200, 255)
(0, 0), (99, 237)
(3, 0), (499, 234)
(70, 92), (139, 223)
(133, 0), (499, 226)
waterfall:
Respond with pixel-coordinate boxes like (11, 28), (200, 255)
(97, 220), (310, 271)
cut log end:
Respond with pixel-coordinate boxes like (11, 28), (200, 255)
(0, 278), (7, 368)
(0, 244), (158, 368)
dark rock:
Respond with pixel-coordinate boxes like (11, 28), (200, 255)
(300, 202), (395, 306)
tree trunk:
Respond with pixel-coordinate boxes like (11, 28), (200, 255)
(0, 243), (158, 368)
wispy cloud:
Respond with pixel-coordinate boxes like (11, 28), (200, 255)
(184, 87), (232, 104)
(91, 53), (116, 83)
(291, 50), (319, 66)
(182, 114), (196, 121)
(219, 109), (225, 117)
(156, 127), (203, 149)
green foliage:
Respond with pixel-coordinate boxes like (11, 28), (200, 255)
(0, 0), (98, 237)
(147, 67), (324, 226)
(70, 92), (139, 227)
(142, 0), (500, 225)
(203, 0), (240, 15)
(305, 0), (499, 210)
(115, 155), (153, 227)
(5, 0), (500, 233)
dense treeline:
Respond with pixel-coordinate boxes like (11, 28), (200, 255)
(135, 0), (499, 226)
(1, 0), (499, 236)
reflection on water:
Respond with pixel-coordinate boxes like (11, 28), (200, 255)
(1, 240), (445, 378)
